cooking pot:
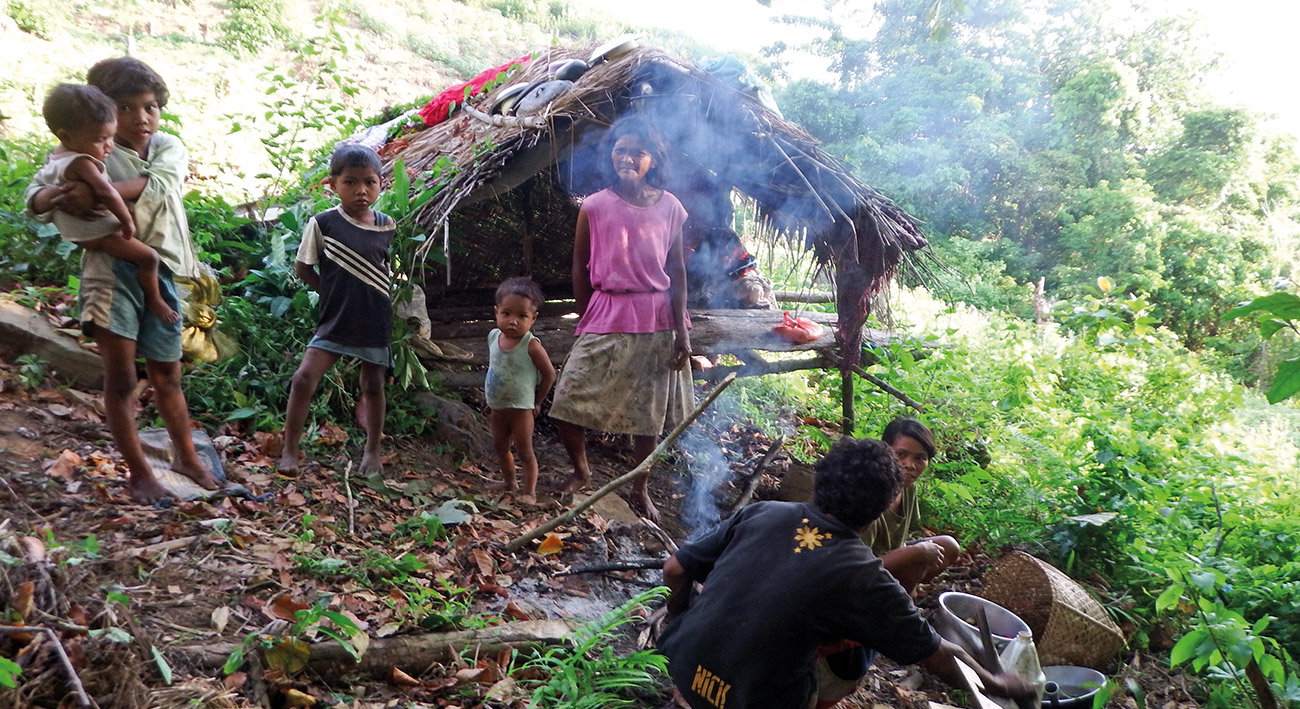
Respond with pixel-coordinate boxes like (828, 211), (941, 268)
(490, 82), (531, 115)
(551, 59), (589, 82)
(933, 591), (1031, 658)
(514, 80), (574, 116)
(1041, 665), (1106, 708)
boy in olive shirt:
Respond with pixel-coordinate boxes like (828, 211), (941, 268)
(26, 57), (216, 503)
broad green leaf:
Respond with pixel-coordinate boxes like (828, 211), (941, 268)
(152, 647), (173, 685)
(1170, 629), (1207, 666)
(223, 646), (245, 675)
(1265, 358), (1300, 404)
(1187, 569), (1217, 595)
(1155, 583), (1183, 613)
(0, 656), (21, 688)
(1224, 293), (1300, 320)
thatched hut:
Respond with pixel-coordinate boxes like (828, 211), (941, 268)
(374, 43), (928, 425)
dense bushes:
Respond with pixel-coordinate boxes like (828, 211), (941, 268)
(737, 283), (1300, 706)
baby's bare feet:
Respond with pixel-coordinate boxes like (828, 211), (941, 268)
(148, 297), (180, 324)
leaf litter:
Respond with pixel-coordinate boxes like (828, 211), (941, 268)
(0, 356), (1203, 708)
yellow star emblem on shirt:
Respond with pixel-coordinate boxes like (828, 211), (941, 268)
(794, 518), (827, 553)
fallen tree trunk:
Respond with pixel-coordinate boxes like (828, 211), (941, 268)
(172, 619), (577, 676)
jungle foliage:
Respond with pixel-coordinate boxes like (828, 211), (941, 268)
(774, 0), (1300, 364)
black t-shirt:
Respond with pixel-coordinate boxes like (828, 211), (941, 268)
(659, 501), (941, 709)
(296, 206), (395, 348)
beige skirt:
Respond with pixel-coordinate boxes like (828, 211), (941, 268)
(549, 331), (694, 436)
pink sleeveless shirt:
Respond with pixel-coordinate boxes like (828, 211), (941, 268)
(577, 188), (690, 335)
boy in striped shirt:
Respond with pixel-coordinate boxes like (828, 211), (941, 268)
(279, 145), (395, 476)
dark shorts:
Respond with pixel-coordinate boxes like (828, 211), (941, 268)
(307, 336), (391, 367)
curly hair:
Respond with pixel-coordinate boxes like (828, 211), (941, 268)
(329, 144), (382, 176)
(43, 84), (116, 135)
(86, 57), (169, 106)
(495, 276), (545, 310)
(604, 115), (671, 188)
(882, 418), (937, 459)
(813, 437), (902, 530)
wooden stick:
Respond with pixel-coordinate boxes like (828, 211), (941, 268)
(342, 461), (356, 537)
(504, 373), (738, 553)
(773, 290), (833, 303)
(829, 355), (924, 412)
(112, 535), (203, 560)
(553, 559), (666, 576)
(725, 436), (785, 517)
(0, 626), (92, 707)
(461, 102), (548, 130)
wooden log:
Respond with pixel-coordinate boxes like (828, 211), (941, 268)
(773, 290), (833, 303)
(694, 354), (832, 384)
(425, 309), (904, 367)
(504, 373), (738, 553)
(171, 619), (577, 676)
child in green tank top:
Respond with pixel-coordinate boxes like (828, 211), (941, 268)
(485, 277), (556, 503)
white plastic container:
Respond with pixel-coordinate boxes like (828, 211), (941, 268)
(999, 630), (1047, 702)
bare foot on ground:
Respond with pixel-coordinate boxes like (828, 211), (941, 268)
(518, 493), (537, 505)
(486, 480), (517, 493)
(147, 297), (180, 324)
(277, 451), (302, 476)
(127, 474), (171, 504)
(174, 461), (220, 490)
(560, 471), (591, 494)
(631, 490), (661, 525)
(359, 450), (384, 475)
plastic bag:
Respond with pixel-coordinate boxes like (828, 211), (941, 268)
(772, 311), (824, 343)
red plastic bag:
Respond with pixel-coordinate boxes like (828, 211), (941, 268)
(772, 311), (824, 343)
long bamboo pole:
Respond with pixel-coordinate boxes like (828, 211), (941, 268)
(504, 373), (737, 553)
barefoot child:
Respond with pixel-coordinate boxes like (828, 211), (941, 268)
(279, 145), (395, 476)
(486, 277), (556, 503)
(24, 58), (216, 503)
(36, 84), (179, 324)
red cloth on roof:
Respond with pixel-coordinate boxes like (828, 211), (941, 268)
(418, 55), (532, 127)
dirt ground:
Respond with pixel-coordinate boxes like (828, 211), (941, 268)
(0, 352), (1203, 709)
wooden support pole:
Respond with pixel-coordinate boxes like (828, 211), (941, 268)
(841, 366), (855, 435)
(830, 354), (924, 412)
(504, 373), (738, 553)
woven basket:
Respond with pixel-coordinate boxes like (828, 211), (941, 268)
(980, 551), (1124, 669)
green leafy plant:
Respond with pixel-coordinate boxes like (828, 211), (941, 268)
(218, 0), (290, 54)
(516, 587), (670, 708)
(15, 353), (48, 391)
(1225, 292), (1300, 403)
(223, 596), (366, 675)
(0, 655), (20, 688)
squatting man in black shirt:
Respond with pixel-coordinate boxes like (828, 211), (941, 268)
(659, 436), (1035, 709)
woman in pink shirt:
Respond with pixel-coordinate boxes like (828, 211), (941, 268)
(549, 117), (692, 522)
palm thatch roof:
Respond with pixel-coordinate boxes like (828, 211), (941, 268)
(376, 44), (927, 364)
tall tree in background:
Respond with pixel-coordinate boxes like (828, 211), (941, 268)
(773, 0), (1300, 349)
